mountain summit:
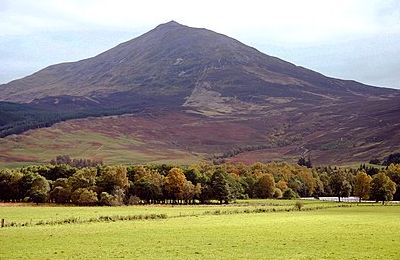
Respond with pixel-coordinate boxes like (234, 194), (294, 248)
(0, 21), (399, 165)
(0, 21), (395, 104)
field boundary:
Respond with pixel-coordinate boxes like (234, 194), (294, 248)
(1, 203), (354, 228)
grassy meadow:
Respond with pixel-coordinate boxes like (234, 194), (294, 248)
(1, 200), (400, 259)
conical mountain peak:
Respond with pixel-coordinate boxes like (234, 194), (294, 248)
(0, 21), (395, 105)
(155, 20), (185, 29)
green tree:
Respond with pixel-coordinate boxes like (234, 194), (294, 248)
(354, 171), (372, 202)
(329, 169), (351, 202)
(0, 169), (23, 201)
(132, 170), (164, 203)
(71, 188), (98, 205)
(50, 186), (71, 204)
(370, 172), (396, 204)
(68, 168), (97, 191)
(210, 169), (231, 204)
(29, 176), (50, 204)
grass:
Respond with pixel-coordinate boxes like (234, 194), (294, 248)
(0, 199), (334, 224)
(1, 200), (399, 259)
(0, 117), (201, 167)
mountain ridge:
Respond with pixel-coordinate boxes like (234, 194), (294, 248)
(0, 21), (399, 165)
(0, 20), (397, 104)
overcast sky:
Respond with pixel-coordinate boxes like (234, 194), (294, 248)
(1, 0), (400, 89)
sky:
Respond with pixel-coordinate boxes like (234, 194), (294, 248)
(1, 0), (400, 89)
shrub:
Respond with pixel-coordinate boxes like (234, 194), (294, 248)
(282, 188), (298, 199)
(100, 192), (115, 206)
(127, 195), (141, 205)
(72, 188), (98, 205)
(273, 188), (283, 199)
(294, 201), (304, 211)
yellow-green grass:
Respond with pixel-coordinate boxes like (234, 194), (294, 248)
(0, 199), (332, 225)
(0, 120), (201, 167)
(1, 205), (399, 259)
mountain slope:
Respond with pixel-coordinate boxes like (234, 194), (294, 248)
(0, 21), (396, 104)
(0, 21), (399, 165)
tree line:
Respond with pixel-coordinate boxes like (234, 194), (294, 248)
(0, 160), (399, 205)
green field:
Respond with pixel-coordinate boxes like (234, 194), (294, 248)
(1, 201), (399, 259)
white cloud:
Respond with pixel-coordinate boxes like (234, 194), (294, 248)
(2, 0), (399, 42)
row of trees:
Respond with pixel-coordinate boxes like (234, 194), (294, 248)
(0, 161), (399, 205)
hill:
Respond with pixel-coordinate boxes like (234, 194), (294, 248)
(0, 21), (399, 165)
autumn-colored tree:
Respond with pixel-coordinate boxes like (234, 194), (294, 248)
(100, 188), (125, 206)
(370, 172), (396, 204)
(164, 167), (187, 202)
(276, 180), (288, 192)
(296, 169), (316, 197)
(97, 165), (129, 193)
(354, 171), (372, 202)
(181, 181), (196, 203)
(385, 164), (400, 200)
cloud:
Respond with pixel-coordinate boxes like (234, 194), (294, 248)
(2, 0), (399, 41)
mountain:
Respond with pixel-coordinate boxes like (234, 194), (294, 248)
(0, 21), (400, 166)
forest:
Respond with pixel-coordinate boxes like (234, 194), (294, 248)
(1, 156), (399, 206)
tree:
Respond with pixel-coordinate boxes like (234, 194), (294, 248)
(42, 164), (76, 181)
(370, 172), (396, 204)
(50, 186), (71, 204)
(226, 173), (245, 200)
(18, 171), (40, 199)
(71, 188), (98, 205)
(242, 174), (257, 198)
(0, 169), (23, 201)
(68, 168), (97, 191)
(295, 169), (316, 197)
(276, 180), (288, 192)
(132, 170), (164, 203)
(99, 189), (125, 206)
(329, 169), (351, 202)
(383, 153), (400, 166)
(297, 156), (312, 168)
(210, 169), (231, 204)
(385, 164), (400, 200)
(181, 181), (196, 203)
(29, 176), (50, 204)
(97, 165), (129, 193)
(255, 174), (275, 198)
(354, 171), (372, 202)
(164, 167), (187, 202)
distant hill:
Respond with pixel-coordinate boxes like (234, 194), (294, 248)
(0, 21), (399, 165)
